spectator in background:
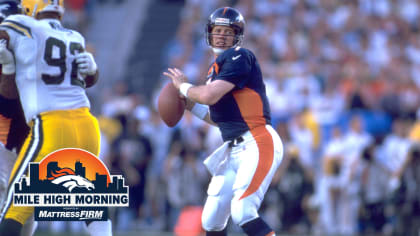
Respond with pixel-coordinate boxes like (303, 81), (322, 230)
(318, 126), (346, 235)
(63, 0), (88, 34)
(177, 112), (206, 152)
(140, 109), (173, 230)
(408, 109), (420, 142)
(109, 115), (153, 230)
(274, 146), (314, 235)
(309, 80), (345, 144)
(392, 146), (420, 235)
(379, 118), (413, 192)
(339, 115), (373, 234)
(101, 81), (136, 118)
(163, 142), (208, 231)
(358, 143), (390, 235)
(289, 109), (319, 174)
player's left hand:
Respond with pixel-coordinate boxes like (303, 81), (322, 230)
(76, 52), (97, 76)
(0, 39), (15, 74)
(163, 68), (188, 90)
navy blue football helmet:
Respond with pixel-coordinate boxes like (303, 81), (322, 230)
(0, 0), (21, 23)
(206, 7), (245, 51)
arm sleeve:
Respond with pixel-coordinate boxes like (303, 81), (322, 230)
(0, 27), (18, 51)
(0, 15), (28, 51)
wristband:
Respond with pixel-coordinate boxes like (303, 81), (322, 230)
(180, 83), (193, 98)
(191, 103), (208, 120)
(1, 63), (15, 75)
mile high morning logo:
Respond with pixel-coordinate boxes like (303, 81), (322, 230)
(13, 148), (128, 221)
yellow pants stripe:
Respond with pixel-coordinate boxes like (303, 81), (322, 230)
(0, 116), (42, 220)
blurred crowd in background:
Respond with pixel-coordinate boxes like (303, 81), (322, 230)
(37, 0), (420, 235)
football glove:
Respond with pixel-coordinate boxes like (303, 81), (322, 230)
(76, 52), (97, 76)
(0, 39), (15, 74)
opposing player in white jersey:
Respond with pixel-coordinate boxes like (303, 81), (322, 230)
(0, 0), (112, 235)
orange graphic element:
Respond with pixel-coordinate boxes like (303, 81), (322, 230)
(222, 7), (228, 15)
(47, 168), (76, 180)
(207, 62), (219, 76)
(232, 87), (266, 129)
(39, 148), (111, 184)
(0, 114), (11, 145)
(266, 232), (275, 236)
(239, 126), (274, 200)
(214, 63), (219, 74)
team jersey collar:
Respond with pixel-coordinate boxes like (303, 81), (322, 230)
(40, 18), (61, 25)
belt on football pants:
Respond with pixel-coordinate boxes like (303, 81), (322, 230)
(228, 136), (244, 147)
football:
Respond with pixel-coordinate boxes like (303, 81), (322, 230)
(158, 82), (185, 127)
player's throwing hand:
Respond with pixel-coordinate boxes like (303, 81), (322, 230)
(163, 68), (188, 90)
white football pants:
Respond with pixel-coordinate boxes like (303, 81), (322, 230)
(202, 125), (283, 231)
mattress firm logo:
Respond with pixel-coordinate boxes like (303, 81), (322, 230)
(13, 148), (128, 221)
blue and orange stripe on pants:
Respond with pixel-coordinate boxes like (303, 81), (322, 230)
(232, 88), (274, 200)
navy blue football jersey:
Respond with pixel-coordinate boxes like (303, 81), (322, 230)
(0, 94), (29, 152)
(208, 47), (271, 141)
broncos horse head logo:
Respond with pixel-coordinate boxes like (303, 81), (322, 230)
(49, 168), (94, 192)
(51, 175), (95, 192)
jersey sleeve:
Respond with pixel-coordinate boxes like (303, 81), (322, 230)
(0, 15), (33, 51)
(215, 48), (251, 88)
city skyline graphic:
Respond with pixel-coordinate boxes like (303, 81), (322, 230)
(12, 149), (128, 221)
(15, 161), (128, 194)
(38, 148), (110, 183)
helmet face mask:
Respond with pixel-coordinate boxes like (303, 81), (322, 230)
(206, 7), (245, 54)
(208, 25), (236, 50)
(21, 0), (64, 18)
(0, 0), (22, 22)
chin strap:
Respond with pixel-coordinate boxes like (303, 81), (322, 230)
(211, 47), (225, 55)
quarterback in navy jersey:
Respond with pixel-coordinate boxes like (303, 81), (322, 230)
(209, 46), (271, 141)
(164, 7), (283, 236)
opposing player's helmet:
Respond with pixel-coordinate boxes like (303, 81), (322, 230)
(0, 0), (22, 22)
(206, 7), (245, 50)
(21, 0), (64, 17)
